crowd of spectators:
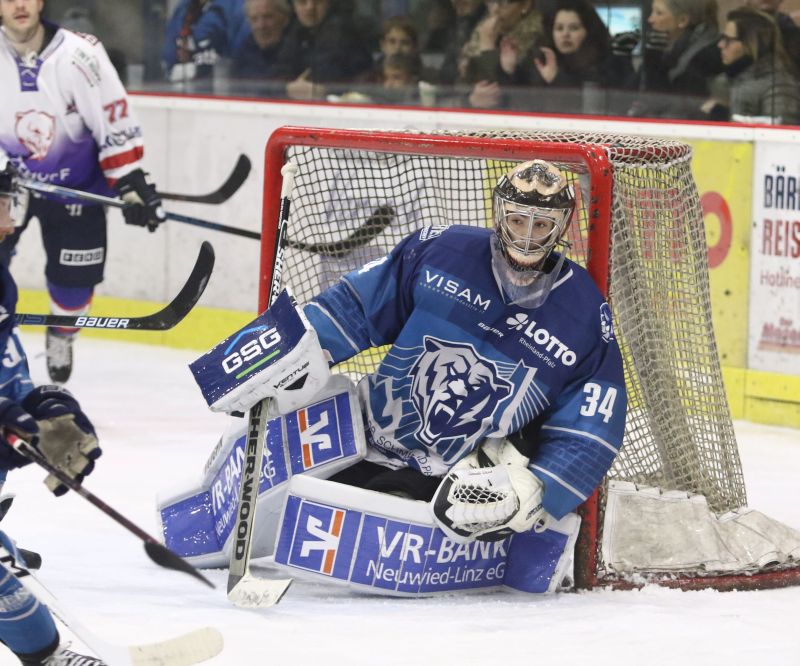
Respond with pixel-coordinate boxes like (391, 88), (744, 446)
(148, 0), (800, 125)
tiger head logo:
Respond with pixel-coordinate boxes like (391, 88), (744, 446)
(410, 337), (512, 446)
(15, 110), (56, 160)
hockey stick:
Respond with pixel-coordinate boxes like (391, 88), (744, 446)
(6, 434), (215, 589)
(17, 179), (260, 240)
(158, 154), (251, 204)
(15, 241), (214, 330)
(226, 162), (298, 608)
(285, 205), (395, 258)
(0, 545), (223, 665)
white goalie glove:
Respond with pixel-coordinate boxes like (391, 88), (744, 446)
(431, 438), (549, 542)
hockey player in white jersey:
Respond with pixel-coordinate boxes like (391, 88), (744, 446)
(0, 0), (165, 384)
(0, 155), (105, 665)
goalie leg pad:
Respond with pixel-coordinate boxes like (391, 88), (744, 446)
(274, 475), (578, 595)
(158, 376), (365, 567)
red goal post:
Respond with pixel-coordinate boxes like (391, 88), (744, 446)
(260, 125), (800, 591)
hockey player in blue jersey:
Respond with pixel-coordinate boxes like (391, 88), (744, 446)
(0, 162), (104, 665)
(302, 159), (627, 541)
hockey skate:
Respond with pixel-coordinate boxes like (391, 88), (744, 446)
(42, 647), (106, 666)
(20, 645), (106, 666)
(45, 330), (73, 384)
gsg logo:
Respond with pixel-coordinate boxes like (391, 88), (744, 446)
(222, 326), (281, 375)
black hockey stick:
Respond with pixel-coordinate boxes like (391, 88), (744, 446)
(158, 154), (251, 204)
(5, 434), (215, 589)
(15, 241), (215, 330)
(17, 179), (259, 240)
(227, 162), (297, 608)
(285, 205), (396, 258)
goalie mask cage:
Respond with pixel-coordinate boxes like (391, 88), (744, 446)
(260, 126), (800, 592)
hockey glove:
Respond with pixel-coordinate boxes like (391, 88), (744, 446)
(431, 438), (548, 542)
(114, 168), (166, 232)
(0, 150), (15, 196)
(0, 398), (40, 471)
(22, 385), (101, 496)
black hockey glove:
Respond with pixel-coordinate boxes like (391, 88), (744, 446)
(22, 385), (102, 496)
(0, 398), (40, 471)
(114, 168), (166, 232)
(0, 153), (16, 196)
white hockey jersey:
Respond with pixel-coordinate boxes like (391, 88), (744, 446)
(0, 23), (144, 198)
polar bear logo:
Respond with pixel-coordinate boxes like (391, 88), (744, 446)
(410, 337), (512, 446)
(15, 110), (56, 160)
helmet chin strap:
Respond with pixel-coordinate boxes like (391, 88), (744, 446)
(490, 236), (567, 308)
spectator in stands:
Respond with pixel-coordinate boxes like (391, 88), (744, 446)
(379, 53), (424, 104)
(418, 0), (457, 52)
(633, 0), (723, 118)
(703, 6), (800, 125)
(437, 0), (486, 85)
(461, 0), (544, 109)
(528, 0), (635, 114)
(162, 0), (249, 81)
(746, 0), (800, 70)
(231, 0), (290, 79)
(271, 0), (373, 100)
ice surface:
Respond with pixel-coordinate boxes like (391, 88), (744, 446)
(3, 333), (800, 666)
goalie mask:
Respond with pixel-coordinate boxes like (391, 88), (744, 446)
(491, 160), (575, 308)
(493, 160), (575, 270)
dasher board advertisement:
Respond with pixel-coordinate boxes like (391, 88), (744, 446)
(749, 141), (800, 374)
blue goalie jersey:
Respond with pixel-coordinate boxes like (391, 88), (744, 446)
(303, 225), (627, 519)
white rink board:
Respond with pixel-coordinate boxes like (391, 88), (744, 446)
(10, 96), (800, 314)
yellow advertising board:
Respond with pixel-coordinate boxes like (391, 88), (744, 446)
(687, 140), (753, 417)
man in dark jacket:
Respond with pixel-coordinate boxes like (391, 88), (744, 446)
(271, 0), (373, 100)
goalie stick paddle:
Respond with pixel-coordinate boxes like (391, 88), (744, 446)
(0, 544), (223, 666)
(5, 435), (215, 589)
(158, 154), (251, 204)
(226, 163), (297, 608)
(15, 241), (214, 330)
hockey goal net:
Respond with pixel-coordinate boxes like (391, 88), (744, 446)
(260, 126), (800, 591)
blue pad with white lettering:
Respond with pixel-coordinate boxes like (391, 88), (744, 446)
(157, 375), (365, 568)
(190, 289), (330, 415)
(273, 475), (580, 595)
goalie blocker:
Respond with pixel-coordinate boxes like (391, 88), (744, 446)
(189, 289), (330, 415)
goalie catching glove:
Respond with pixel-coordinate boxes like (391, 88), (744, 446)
(431, 437), (548, 542)
(0, 386), (100, 496)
